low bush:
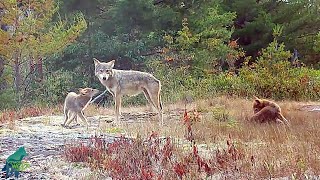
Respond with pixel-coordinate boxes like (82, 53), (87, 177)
(64, 110), (252, 179)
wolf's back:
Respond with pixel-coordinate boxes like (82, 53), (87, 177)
(114, 69), (160, 84)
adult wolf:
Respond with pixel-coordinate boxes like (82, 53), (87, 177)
(93, 58), (163, 124)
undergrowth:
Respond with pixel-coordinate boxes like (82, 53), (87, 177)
(64, 109), (255, 179)
(0, 105), (61, 124)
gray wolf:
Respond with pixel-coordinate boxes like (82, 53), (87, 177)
(250, 96), (289, 125)
(93, 58), (163, 124)
(62, 88), (99, 128)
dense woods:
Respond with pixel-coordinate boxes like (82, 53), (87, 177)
(0, 0), (320, 110)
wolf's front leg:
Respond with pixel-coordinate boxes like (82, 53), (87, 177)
(114, 94), (121, 123)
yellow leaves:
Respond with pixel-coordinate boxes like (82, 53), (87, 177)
(0, 0), (87, 63)
(164, 34), (173, 44)
(206, 38), (221, 50)
(0, 30), (10, 44)
(0, 29), (13, 58)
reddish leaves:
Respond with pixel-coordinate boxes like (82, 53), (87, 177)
(64, 109), (249, 179)
(0, 106), (47, 124)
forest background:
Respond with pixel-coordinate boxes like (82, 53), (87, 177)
(0, 0), (320, 110)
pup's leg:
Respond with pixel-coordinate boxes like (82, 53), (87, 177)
(77, 111), (89, 130)
(62, 108), (69, 126)
(65, 112), (76, 127)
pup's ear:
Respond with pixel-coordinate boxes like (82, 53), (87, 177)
(254, 99), (261, 104)
(108, 59), (116, 69)
(93, 58), (100, 66)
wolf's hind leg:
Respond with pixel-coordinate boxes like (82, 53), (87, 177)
(77, 111), (89, 129)
(146, 87), (163, 125)
(143, 88), (157, 110)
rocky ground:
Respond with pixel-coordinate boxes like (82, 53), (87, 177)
(0, 115), (104, 179)
(0, 112), (165, 180)
(0, 103), (319, 179)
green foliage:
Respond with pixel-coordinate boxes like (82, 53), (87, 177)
(224, 0), (320, 65)
(27, 70), (91, 106)
(0, 89), (16, 110)
(314, 32), (320, 53)
(1, 0), (320, 111)
(211, 106), (232, 122)
(164, 2), (237, 76)
(147, 60), (190, 102)
(149, 36), (320, 103)
(238, 40), (320, 100)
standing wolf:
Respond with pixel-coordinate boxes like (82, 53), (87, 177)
(93, 58), (163, 124)
(62, 88), (99, 129)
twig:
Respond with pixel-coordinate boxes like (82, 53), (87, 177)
(90, 89), (108, 104)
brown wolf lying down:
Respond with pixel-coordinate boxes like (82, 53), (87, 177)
(250, 96), (289, 125)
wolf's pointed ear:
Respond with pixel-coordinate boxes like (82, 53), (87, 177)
(78, 88), (83, 93)
(254, 99), (261, 104)
(109, 59), (116, 69)
(93, 58), (100, 66)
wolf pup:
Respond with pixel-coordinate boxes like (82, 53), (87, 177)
(250, 96), (289, 125)
(93, 58), (163, 124)
(62, 88), (99, 129)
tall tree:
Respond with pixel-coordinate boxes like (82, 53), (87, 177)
(0, 0), (87, 106)
(162, 0), (241, 76)
(48, 0), (178, 83)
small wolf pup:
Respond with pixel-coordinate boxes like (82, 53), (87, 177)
(62, 88), (99, 128)
(250, 96), (289, 125)
(93, 58), (163, 124)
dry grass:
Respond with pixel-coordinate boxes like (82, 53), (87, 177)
(84, 96), (320, 178)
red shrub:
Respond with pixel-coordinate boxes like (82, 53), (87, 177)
(64, 109), (251, 179)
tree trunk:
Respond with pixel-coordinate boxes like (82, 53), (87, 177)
(13, 54), (21, 107)
(0, 57), (5, 90)
(37, 57), (43, 81)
